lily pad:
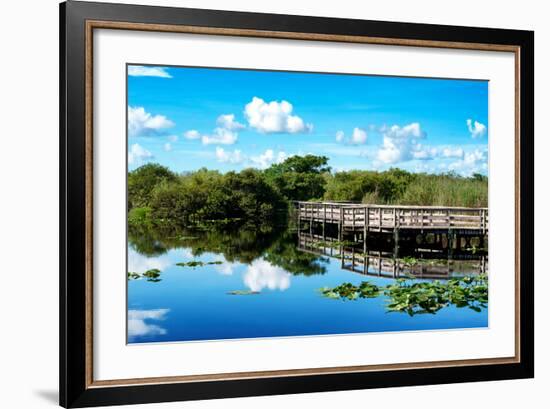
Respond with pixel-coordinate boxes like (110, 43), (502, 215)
(227, 290), (260, 295)
(176, 260), (224, 268)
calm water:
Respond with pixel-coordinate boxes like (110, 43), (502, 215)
(127, 226), (488, 343)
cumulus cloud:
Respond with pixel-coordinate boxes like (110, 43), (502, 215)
(376, 122), (427, 164)
(128, 143), (153, 166)
(411, 146), (438, 160)
(466, 119), (487, 138)
(184, 130), (201, 140)
(243, 259), (291, 292)
(250, 149), (288, 169)
(351, 127), (368, 144)
(244, 97), (313, 134)
(213, 147), (288, 168)
(128, 309), (169, 339)
(448, 148), (488, 176)
(163, 143), (172, 152)
(185, 113), (244, 145)
(201, 128), (238, 145)
(441, 147), (465, 158)
(215, 147), (245, 164)
(216, 114), (245, 131)
(335, 130), (345, 142)
(128, 65), (172, 78)
(128, 106), (174, 137)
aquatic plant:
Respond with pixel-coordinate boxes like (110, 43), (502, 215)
(175, 260), (224, 268)
(400, 256), (419, 266)
(142, 268), (162, 282)
(320, 281), (380, 300)
(128, 269), (163, 282)
(320, 274), (488, 316)
(227, 290), (260, 295)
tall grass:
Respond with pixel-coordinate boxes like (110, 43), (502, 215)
(396, 175), (488, 207)
(322, 171), (490, 207)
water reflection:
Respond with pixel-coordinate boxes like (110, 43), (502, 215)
(244, 259), (291, 292)
(297, 231), (488, 280)
(128, 309), (169, 341)
(127, 223), (489, 343)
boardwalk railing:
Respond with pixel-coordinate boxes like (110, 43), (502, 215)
(296, 202), (488, 233)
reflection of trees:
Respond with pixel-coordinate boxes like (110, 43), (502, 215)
(129, 223), (328, 276)
(264, 229), (328, 276)
(129, 223), (281, 263)
(128, 225), (183, 257)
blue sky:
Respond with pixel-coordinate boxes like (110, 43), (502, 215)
(127, 64), (488, 176)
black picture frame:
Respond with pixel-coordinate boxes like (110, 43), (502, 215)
(60, 1), (534, 407)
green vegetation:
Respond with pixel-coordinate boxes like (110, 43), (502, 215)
(227, 290), (261, 296)
(128, 156), (488, 231)
(320, 274), (488, 316)
(324, 168), (487, 207)
(175, 260), (223, 268)
(128, 223), (328, 275)
(128, 268), (162, 282)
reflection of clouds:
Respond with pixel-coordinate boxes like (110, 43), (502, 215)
(180, 248), (194, 259)
(216, 262), (240, 276)
(128, 248), (171, 274)
(244, 259), (291, 292)
(128, 309), (169, 339)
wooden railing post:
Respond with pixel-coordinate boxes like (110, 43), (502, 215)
(363, 207), (368, 253)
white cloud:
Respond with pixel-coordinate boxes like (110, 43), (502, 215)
(448, 148), (488, 176)
(441, 147), (465, 158)
(216, 114), (245, 131)
(351, 127), (368, 144)
(128, 143), (153, 166)
(184, 129), (201, 140)
(464, 149), (487, 166)
(466, 119), (487, 138)
(335, 130), (345, 142)
(213, 147), (289, 168)
(128, 65), (172, 78)
(201, 128), (238, 145)
(244, 97), (313, 134)
(250, 149), (288, 169)
(163, 143), (172, 152)
(168, 135), (178, 142)
(128, 309), (169, 339)
(243, 259), (291, 292)
(411, 146), (438, 160)
(376, 122), (427, 164)
(215, 147), (245, 164)
(128, 106), (174, 137)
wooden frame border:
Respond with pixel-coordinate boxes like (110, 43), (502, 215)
(61, 1), (534, 407)
(84, 19), (521, 388)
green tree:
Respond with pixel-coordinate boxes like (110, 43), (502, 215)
(264, 155), (330, 201)
(128, 164), (177, 209)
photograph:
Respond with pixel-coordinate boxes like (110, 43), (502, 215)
(126, 64), (489, 343)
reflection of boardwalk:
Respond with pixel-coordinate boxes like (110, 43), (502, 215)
(298, 232), (487, 280)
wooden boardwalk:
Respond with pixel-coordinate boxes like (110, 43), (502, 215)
(296, 201), (488, 234)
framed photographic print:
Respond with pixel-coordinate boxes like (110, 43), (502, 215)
(60, 0), (534, 407)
